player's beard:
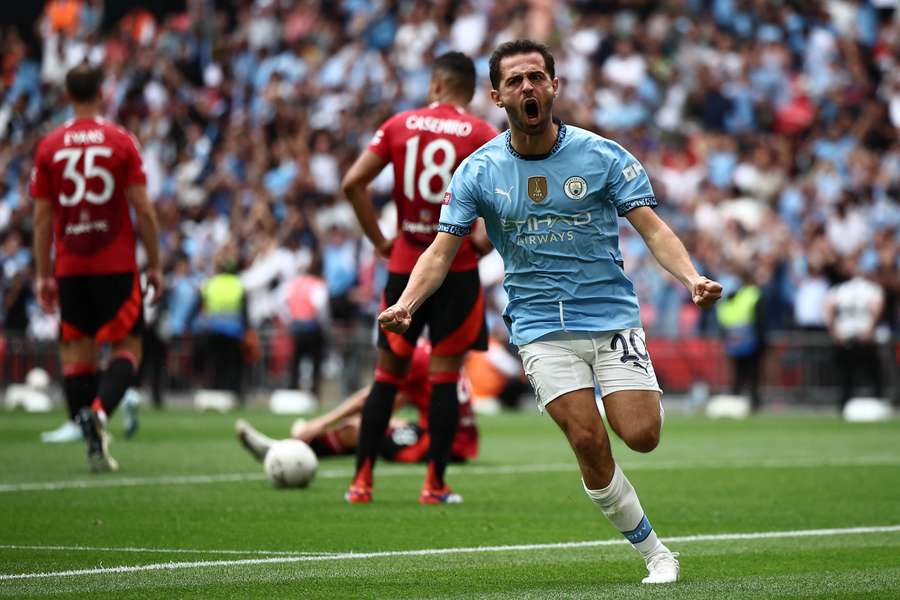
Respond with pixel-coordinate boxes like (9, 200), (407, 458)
(508, 93), (554, 137)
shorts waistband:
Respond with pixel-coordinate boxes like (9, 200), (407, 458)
(534, 330), (605, 342)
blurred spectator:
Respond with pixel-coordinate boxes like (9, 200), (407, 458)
(196, 246), (248, 404)
(463, 326), (529, 413)
(282, 253), (329, 399)
(602, 38), (646, 90)
(870, 230), (900, 333)
(164, 254), (200, 337)
(44, 0), (83, 37)
(322, 223), (359, 326)
(139, 272), (167, 409)
(716, 269), (765, 412)
(794, 257), (830, 331)
(2, 266), (33, 333)
(826, 193), (871, 257)
(824, 258), (886, 411)
(322, 222), (361, 396)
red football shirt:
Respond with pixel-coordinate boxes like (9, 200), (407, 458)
(30, 117), (146, 277)
(368, 102), (497, 273)
(399, 341), (480, 460)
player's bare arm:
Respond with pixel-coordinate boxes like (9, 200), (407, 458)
(296, 386), (371, 441)
(127, 184), (163, 304)
(298, 386), (413, 442)
(342, 150), (392, 259)
(31, 196), (57, 311)
(378, 232), (463, 333)
(626, 206), (722, 308)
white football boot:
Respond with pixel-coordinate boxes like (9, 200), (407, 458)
(642, 550), (680, 584)
(41, 420), (83, 443)
(122, 389), (140, 439)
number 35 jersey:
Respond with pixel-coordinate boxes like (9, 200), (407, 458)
(31, 116), (146, 277)
(367, 102), (497, 273)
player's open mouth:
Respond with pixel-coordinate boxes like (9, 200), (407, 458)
(524, 98), (540, 120)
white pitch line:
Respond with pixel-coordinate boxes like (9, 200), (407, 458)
(1, 455), (897, 494)
(1, 524), (898, 581)
(0, 472), (266, 493)
(0, 544), (335, 557)
(319, 463), (576, 479)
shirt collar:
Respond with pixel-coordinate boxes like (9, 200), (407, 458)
(505, 118), (566, 161)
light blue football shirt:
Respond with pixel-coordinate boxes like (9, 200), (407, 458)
(438, 122), (657, 345)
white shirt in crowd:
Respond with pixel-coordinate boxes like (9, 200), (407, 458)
(826, 208), (870, 257)
(794, 275), (829, 328)
(825, 276), (884, 342)
(602, 53), (646, 89)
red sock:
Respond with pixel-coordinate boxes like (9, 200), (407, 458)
(352, 457), (374, 489)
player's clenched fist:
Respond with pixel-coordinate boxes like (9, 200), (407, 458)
(691, 276), (723, 308)
(378, 304), (412, 333)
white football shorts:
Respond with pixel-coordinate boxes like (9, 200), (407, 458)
(518, 328), (662, 411)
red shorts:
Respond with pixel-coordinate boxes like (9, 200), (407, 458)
(57, 272), (143, 343)
(377, 269), (487, 358)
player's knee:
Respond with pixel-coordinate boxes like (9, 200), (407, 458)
(429, 353), (464, 374)
(111, 335), (142, 365)
(622, 423), (660, 453)
(60, 338), (98, 365)
(567, 425), (606, 459)
(376, 350), (410, 376)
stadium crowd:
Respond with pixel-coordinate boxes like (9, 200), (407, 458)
(0, 0), (897, 397)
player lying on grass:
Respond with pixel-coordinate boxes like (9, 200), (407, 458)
(236, 341), (478, 464)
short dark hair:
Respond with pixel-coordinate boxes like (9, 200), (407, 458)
(489, 40), (555, 89)
(432, 51), (477, 103)
(65, 62), (103, 103)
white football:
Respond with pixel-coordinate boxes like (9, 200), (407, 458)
(264, 439), (318, 488)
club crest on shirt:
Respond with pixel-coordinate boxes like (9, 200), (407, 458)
(527, 176), (548, 203)
(564, 176), (588, 200)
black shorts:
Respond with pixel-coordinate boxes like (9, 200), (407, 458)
(377, 268), (487, 358)
(58, 272), (143, 343)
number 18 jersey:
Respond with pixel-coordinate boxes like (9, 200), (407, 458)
(368, 102), (497, 273)
(30, 116), (146, 277)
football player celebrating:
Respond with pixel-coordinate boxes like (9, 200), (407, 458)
(378, 40), (722, 584)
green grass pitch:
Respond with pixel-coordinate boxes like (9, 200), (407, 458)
(1, 407), (898, 599)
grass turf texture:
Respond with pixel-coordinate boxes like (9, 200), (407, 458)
(0, 408), (898, 598)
